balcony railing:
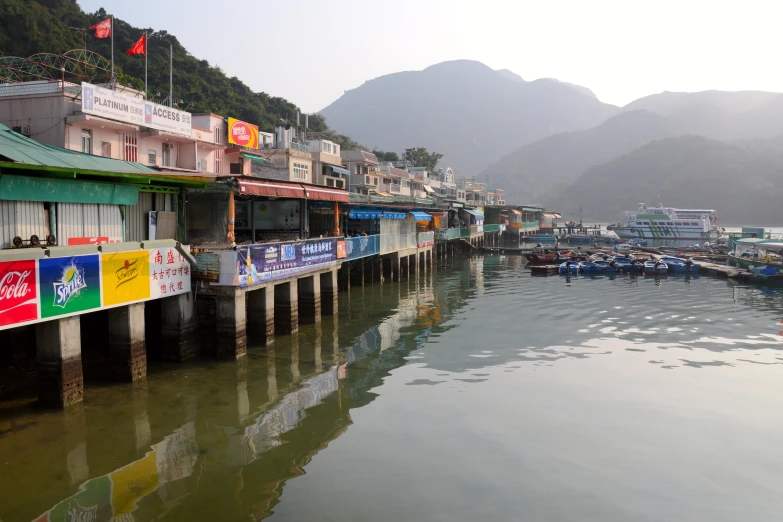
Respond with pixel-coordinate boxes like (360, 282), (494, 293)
(522, 220), (540, 229)
(483, 224), (500, 232)
(417, 231), (435, 247)
(460, 228), (471, 238)
(436, 228), (461, 241)
(341, 235), (380, 260)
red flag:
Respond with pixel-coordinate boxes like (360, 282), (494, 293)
(126, 34), (146, 56)
(89, 18), (112, 39)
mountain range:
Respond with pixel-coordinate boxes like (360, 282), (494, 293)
(321, 61), (783, 223)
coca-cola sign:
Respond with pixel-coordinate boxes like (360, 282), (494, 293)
(0, 260), (38, 328)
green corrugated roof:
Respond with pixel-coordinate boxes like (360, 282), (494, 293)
(0, 123), (157, 173)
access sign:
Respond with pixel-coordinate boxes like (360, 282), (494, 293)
(228, 117), (259, 149)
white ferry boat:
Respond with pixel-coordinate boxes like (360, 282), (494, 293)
(608, 204), (722, 240)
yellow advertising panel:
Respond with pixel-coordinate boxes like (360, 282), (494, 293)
(101, 251), (151, 306)
(109, 451), (159, 516)
(228, 117), (259, 149)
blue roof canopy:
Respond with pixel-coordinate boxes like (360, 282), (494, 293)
(382, 211), (406, 219)
(349, 208), (383, 220)
(409, 211), (432, 222)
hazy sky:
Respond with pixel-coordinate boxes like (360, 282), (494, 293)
(78, 0), (783, 113)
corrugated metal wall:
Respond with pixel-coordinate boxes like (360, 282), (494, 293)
(99, 204), (123, 239)
(126, 192), (154, 242)
(56, 203), (124, 245)
(0, 201), (48, 249)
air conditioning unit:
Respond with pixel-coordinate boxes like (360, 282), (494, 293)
(12, 125), (31, 137)
(163, 143), (175, 150)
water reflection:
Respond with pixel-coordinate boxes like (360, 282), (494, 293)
(3, 256), (783, 522)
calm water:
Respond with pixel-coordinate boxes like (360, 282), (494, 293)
(2, 256), (783, 522)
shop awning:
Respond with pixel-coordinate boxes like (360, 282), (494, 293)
(0, 174), (139, 205)
(542, 212), (562, 219)
(423, 185), (435, 194)
(463, 208), (484, 219)
(241, 153), (269, 164)
(239, 180), (305, 199)
(382, 211), (406, 219)
(238, 180), (349, 202)
(349, 208), (383, 220)
(509, 209), (523, 215)
(409, 211), (432, 222)
(327, 164), (351, 176)
(301, 185), (350, 202)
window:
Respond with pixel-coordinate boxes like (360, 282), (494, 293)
(215, 149), (224, 174)
(124, 133), (138, 161)
(365, 175), (371, 185)
(148, 149), (157, 165)
(326, 178), (335, 187)
(293, 162), (308, 180)
(81, 129), (92, 154)
(101, 142), (111, 158)
(214, 127), (223, 145)
(162, 143), (173, 167)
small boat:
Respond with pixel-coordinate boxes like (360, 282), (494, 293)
(644, 260), (668, 274)
(612, 256), (643, 271)
(578, 261), (603, 273)
(558, 261), (580, 274)
(659, 256), (699, 272)
(524, 249), (571, 264)
(629, 238), (648, 247)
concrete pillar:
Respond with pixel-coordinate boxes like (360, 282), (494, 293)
(36, 316), (83, 408)
(320, 270), (338, 315)
(160, 292), (198, 362)
(215, 290), (247, 359)
(338, 263), (351, 292)
(392, 256), (401, 281)
(108, 302), (146, 381)
(274, 280), (298, 334)
(247, 287), (274, 344)
(298, 275), (321, 324)
(350, 260), (364, 286)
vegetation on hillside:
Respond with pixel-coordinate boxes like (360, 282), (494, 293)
(0, 0), (357, 143)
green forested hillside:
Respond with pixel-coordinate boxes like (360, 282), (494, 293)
(0, 0), (360, 147)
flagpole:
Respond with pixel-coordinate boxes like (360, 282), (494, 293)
(144, 31), (148, 99)
(169, 43), (173, 108)
(110, 16), (114, 86)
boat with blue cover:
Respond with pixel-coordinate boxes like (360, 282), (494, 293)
(558, 261), (580, 274)
(659, 256), (699, 272)
(644, 260), (668, 274)
(578, 261), (603, 273)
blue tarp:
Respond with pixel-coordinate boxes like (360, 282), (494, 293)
(409, 211), (432, 222)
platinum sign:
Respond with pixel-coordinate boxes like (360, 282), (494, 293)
(81, 82), (192, 136)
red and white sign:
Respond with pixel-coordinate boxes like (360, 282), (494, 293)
(67, 236), (122, 246)
(0, 260), (38, 328)
(149, 247), (191, 299)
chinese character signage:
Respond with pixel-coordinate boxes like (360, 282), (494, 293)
(336, 240), (347, 259)
(39, 255), (102, 319)
(0, 245), (195, 331)
(237, 239), (337, 286)
(81, 82), (192, 136)
(149, 247), (191, 298)
(227, 117), (259, 149)
(102, 251), (151, 306)
(0, 260), (38, 328)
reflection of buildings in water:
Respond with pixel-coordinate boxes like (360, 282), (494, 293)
(33, 423), (199, 522)
(470, 257), (485, 294)
(378, 294), (418, 352)
(242, 368), (339, 466)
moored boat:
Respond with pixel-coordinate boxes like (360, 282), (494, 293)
(659, 256), (699, 272)
(644, 260), (668, 274)
(608, 203), (722, 240)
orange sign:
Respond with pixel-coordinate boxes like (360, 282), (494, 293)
(336, 240), (347, 259)
(228, 117), (259, 149)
